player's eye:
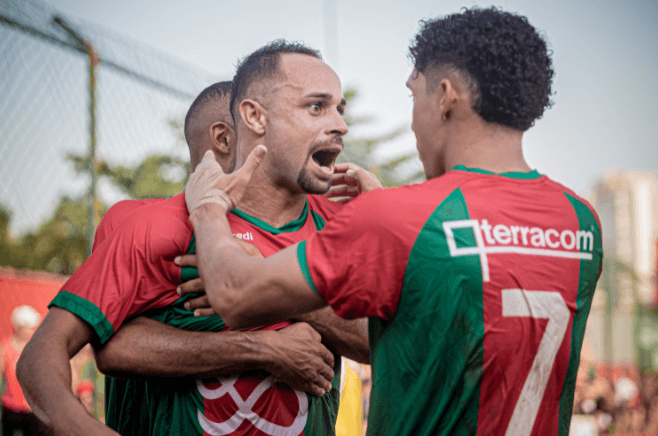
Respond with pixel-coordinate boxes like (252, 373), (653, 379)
(309, 102), (323, 113)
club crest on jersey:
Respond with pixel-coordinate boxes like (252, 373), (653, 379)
(196, 373), (308, 436)
(443, 219), (595, 282)
(233, 232), (254, 241)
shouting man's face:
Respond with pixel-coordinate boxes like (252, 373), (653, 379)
(263, 53), (348, 194)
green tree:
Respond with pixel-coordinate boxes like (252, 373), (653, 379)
(0, 196), (100, 274)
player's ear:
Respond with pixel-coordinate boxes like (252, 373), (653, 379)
(239, 100), (266, 136)
(209, 121), (233, 156)
(438, 77), (459, 122)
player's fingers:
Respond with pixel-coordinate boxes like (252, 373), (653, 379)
(305, 383), (326, 397)
(177, 278), (204, 297)
(193, 308), (215, 317)
(221, 145), (267, 207)
(345, 167), (383, 192)
(324, 185), (360, 198)
(329, 173), (359, 187)
(317, 361), (335, 386)
(174, 254), (198, 268)
(332, 162), (361, 174)
(184, 295), (211, 311)
(320, 346), (335, 368)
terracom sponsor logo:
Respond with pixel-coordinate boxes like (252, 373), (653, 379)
(442, 219), (594, 282)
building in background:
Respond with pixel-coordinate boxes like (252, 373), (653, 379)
(587, 170), (658, 374)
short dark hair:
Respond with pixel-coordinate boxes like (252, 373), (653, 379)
(409, 7), (554, 131)
(230, 40), (321, 128)
(184, 81), (233, 147)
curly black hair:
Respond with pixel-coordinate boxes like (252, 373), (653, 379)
(409, 7), (554, 131)
(230, 40), (321, 130)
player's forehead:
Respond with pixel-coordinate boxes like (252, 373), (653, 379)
(276, 53), (342, 101)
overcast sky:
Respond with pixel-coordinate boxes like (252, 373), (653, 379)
(45, 0), (658, 198)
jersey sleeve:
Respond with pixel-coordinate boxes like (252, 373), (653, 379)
(50, 203), (191, 344)
(298, 188), (417, 322)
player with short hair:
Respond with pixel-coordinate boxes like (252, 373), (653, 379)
(18, 43), (374, 436)
(183, 8), (603, 436)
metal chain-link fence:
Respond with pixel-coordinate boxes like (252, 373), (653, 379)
(1, 0), (220, 241)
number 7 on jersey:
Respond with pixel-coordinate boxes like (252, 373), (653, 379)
(502, 289), (570, 436)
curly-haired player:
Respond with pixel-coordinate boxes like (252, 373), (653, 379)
(410, 7), (553, 132)
(182, 7), (603, 436)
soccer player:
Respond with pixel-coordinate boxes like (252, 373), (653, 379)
(18, 54), (375, 436)
(183, 8), (604, 436)
(91, 81), (348, 436)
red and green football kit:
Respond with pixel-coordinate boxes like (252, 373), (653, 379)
(298, 166), (603, 436)
(49, 193), (344, 436)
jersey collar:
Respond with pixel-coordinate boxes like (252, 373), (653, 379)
(452, 165), (542, 180)
(230, 200), (309, 234)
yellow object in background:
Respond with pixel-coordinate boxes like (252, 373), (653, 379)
(336, 359), (363, 436)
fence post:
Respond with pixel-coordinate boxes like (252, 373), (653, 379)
(52, 16), (100, 254)
(85, 39), (99, 255)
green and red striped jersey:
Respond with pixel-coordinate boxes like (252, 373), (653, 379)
(50, 193), (344, 436)
(298, 166), (603, 436)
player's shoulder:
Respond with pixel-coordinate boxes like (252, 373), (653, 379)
(543, 177), (601, 224)
(112, 194), (190, 234)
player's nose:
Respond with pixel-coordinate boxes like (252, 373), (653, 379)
(328, 109), (348, 137)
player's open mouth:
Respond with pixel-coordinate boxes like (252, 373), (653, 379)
(311, 148), (340, 176)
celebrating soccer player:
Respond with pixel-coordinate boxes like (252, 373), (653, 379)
(185, 7), (603, 436)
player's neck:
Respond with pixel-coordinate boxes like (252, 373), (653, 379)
(237, 169), (308, 229)
(445, 120), (531, 174)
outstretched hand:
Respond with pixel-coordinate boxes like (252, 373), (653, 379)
(185, 146), (267, 214)
(323, 162), (383, 203)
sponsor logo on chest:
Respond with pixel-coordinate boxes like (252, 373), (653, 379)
(233, 231), (254, 241)
(443, 219), (595, 282)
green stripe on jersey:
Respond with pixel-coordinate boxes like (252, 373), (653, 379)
(311, 210), (326, 231)
(297, 241), (319, 294)
(452, 165), (542, 179)
(367, 188), (484, 436)
(48, 290), (114, 344)
(231, 200), (309, 234)
(558, 193), (603, 436)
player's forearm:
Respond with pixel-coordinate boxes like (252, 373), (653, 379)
(17, 312), (117, 436)
(295, 309), (370, 364)
(96, 317), (280, 378)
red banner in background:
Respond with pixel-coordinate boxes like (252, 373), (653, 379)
(0, 267), (67, 339)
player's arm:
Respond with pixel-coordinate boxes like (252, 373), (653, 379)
(177, 255), (370, 364)
(293, 309), (370, 364)
(94, 316), (334, 396)
(17, 307), (120, 436)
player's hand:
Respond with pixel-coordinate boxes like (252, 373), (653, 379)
(175, 238), (265, 317)
(323, 162), (383, 203)
(265, 322), (335, 397)
(185, 146), (267, 214)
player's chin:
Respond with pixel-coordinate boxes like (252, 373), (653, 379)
(298, 172), (332, 195)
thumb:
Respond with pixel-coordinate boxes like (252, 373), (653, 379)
(242, 145), (267, 176)
(222, 145), (267, 207)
